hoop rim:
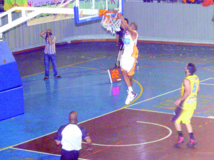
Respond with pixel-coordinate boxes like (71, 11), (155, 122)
(99, 9), (122, 19)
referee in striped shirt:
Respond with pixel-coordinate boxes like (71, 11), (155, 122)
(40, 29), (61, 80)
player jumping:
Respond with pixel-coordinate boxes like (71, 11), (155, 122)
(115, 18), (128, 68)
(172, 63), (199, 147)
(118, 14), (138, 105)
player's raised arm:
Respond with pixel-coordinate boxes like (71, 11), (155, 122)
(118, 14), (137, 40)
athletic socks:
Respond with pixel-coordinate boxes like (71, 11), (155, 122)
(128, 86), (133, 92)
(177, 131), (184, 137)
(175, 131), (197, 147)
(177, 131), (194, 140)
(117, 50), (123, 62)
(189, 132), (195, 140)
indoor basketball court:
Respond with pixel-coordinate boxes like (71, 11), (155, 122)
(1, 0), (214, 160)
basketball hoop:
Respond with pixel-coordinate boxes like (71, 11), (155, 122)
(99, 9), (122, 35)
(201, 0), (213, 7)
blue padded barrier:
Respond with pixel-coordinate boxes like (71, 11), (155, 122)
(0, 87), (24, 121)
(0, 41), (22, 92)
(0, 41), (24, 121)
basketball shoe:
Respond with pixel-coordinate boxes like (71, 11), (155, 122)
(186, 139), (197, 147)
(125, 90), (137, 105)
(174, 137), (186, 146)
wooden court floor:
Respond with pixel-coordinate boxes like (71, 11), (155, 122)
(13, 109), (214, 160)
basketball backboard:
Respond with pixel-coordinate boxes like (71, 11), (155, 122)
(0, 0), (123, 35)
(74, 0), (123, 24)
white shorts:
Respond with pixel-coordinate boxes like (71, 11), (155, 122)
(120, 55), (135, 73)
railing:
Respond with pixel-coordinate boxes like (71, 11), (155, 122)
(0, 0), (77, 40)
(125, 0), (203, 3)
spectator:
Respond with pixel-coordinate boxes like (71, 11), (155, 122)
(40, 29), (61, 80)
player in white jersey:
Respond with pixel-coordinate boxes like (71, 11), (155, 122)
(115, 18), (129, 68)
(118, 14), (139, 105)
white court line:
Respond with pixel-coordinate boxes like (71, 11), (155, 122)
(125, 107), (173, 115)
(128, 88), (181, 107)
(3, 148), (89, 160)
(200, 83), (214, 86)
(1, 108), (125, 151)
(128, 77), (214, 107)
(4, 78), (213, 150)
(3, 78), (213, 151)
(9, 148), (60, 156)
(207, 116), (214, 119)
(83, 121), (172, 147)
(125, 106), (214, 119)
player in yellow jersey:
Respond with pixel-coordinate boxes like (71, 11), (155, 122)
(117, 14), (138, 105)
(172, 63), (200, 147)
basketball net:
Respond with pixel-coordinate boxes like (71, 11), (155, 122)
(100, 10), (122, 35)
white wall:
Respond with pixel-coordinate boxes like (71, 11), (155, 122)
(3, 2), (214, 52)
(124, 2), (214, 44)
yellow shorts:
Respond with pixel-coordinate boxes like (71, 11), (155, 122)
(172, 107), (194, 124)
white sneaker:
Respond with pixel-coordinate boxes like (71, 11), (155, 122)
(125, 90), (137, 105)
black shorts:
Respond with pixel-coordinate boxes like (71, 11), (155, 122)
(172, 100), (184, 122)
(119, 41), (124, 51)
(172, 106), (183, 123)
(61, 149), (79, 160)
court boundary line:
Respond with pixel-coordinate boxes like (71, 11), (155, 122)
(200, 83), (214, 86)
(3, 148), (89, 160)
(128, 77), (214, 107)
(6, 147), (60, 156)
(0, 109), (124, 151)
(125, 108), (173, 115)
(125, 107), (214, 119)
